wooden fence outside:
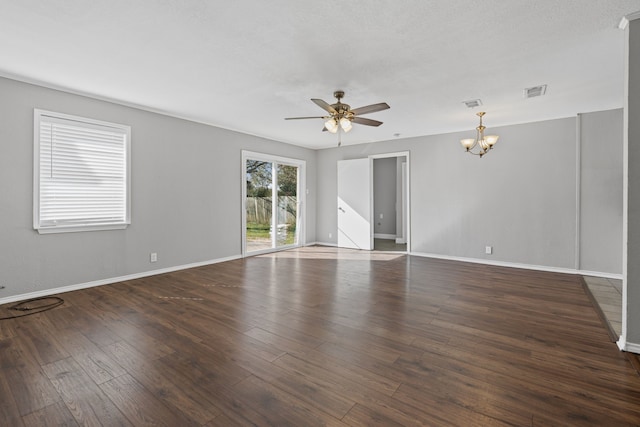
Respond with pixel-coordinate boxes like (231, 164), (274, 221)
(246, 196), (297, 225)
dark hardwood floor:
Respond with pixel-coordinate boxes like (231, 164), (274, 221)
(1, 246), (639, 426)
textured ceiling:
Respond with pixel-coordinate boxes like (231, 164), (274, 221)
(1, 0), (640, 148)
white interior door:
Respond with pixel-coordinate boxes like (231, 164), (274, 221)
(337, 158), (372, 250)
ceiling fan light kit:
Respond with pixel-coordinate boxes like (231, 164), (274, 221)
(460, 111), (499, 158)
(324, 116), (352, 134)
(324, 117), (339, 133)
(338, 117), (352, 133)
(285, 90), (389, 146)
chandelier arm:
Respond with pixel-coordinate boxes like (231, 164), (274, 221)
(464, 146), (487, 157)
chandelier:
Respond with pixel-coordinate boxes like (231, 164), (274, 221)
(460, 112), (499, 157)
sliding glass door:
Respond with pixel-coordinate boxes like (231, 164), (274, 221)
(243, 152), (305, 255)
(245, 159), (274, 252)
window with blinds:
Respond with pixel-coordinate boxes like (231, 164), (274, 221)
(34, 109), (131, 233)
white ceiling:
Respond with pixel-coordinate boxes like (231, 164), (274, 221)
(1, 0), (640, 149)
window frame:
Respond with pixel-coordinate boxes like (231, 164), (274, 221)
(33, 109), (131, 234)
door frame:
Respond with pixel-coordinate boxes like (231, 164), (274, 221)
(369, 151), (411, 252)
(241, 150), (306, 256)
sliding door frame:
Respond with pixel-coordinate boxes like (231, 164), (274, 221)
(241, 150), (306, 256)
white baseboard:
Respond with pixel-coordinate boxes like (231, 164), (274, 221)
(618, 337), (640, 354)
(576, 270), (623, 280)
(410, 251), (624, 280)
(0, 254), (242, 306)
(409, 251), (562, 275)
(310, 241), (338, 247)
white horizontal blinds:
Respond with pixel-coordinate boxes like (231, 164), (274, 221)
(38, 114), (128, 229)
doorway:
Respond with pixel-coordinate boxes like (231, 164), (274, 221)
(242, 151), (305, 256)
(372, 153), (409, 252)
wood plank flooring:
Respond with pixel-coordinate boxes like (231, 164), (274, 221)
(1, 246), (639, 426)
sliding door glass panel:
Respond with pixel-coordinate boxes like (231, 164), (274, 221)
(243, 151), (305, 256)
(245, 159), (273, 252)
(276, 164), (298, 248)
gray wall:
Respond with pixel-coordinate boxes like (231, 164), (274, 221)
(373, 157), (397, 236)
(317, 111), (623, 274)
(0, 77), (316, 299)
(624, 17), (640, 349)
(580, 109), (623, 274)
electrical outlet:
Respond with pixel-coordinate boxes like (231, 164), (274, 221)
(329, 233), (332, 239)
(485, 246), (493, 255)
(150, 252), (158, 263)
(380, 213), (383, 219)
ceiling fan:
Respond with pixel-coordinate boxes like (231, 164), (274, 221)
(285, 90), (390, 146)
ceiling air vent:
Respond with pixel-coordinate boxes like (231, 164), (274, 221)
(463, 99), (482, 108)
(524, 85), (547, 99)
